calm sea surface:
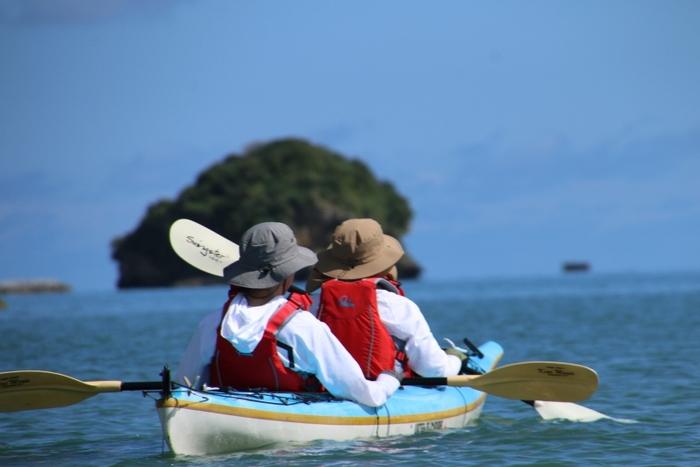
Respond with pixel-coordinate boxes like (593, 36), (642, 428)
(1, 272), (699, 466)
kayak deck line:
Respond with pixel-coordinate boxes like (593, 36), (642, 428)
(156, 389), (488, 426)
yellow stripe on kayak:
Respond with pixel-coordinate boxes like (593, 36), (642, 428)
(156, 392), (486, 426)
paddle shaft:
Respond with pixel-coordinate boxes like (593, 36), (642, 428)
(74, 381), (164, 392)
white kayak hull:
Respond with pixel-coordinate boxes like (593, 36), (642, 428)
(157, 341), (503, 455)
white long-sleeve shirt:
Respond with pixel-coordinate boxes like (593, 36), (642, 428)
(310, 288), (462, 377)
(175, 293), (399, 407)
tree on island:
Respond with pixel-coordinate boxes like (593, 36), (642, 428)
(111, 138), (421, 288)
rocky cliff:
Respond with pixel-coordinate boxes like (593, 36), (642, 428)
(111, 138), (421, 288)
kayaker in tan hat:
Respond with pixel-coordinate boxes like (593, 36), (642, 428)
(307, 218), (465, 379)
(175, 222), (402, 407)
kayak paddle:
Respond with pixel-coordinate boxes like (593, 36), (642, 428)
(0, 360), (596, 414)
(0, 369), (170, 413)
(169, 219), (239, 277)
(445, 337), (610, 421)
(524, 400), (610, 421)
(403, 360), (597, 402)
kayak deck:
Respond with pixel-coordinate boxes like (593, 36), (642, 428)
(157, 340), (503, 455)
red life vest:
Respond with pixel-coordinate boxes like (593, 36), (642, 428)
(316, 278), (411, 379)
(210, 286), (317, 391)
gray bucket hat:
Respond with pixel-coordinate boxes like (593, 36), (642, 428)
(223, 222), (318, 289)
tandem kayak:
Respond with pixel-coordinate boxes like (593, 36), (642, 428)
(2, 340), (605, 456)
(156, 340), (503, 455)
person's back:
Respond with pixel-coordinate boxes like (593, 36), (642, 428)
(316, 278), (399, 379)
(175, 222), (402, 407)
(308, 219), (464, 378)
(210, 284), (317, 391)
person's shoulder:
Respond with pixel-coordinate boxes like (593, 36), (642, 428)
(376, 288), (422, 313)
(376, 287), (414, 302)
(293, 309), (324, 325)
(279, 308), (331, 343)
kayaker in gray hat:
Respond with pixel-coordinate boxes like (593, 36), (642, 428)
(175, 222), (402, 407)
(306, 218), (465, 379)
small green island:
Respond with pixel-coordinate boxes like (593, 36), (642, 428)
(111, 138), (421, 288)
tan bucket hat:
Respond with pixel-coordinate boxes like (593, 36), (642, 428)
(315, 219), (404, 281)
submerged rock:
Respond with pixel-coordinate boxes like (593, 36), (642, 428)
(0, 279), (71, 294)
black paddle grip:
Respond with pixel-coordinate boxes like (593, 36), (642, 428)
(120, 381), (163, 391)
(402, 377), (448, 386)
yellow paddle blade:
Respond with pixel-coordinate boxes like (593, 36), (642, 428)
(445, 361), (599, 402)
(0, 370), (121, 413)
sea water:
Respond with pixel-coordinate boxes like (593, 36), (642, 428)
(1, 272), (699, 466)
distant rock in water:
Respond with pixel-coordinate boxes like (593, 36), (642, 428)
(0, 279), (71, 294)
(112, 138), (422, 288)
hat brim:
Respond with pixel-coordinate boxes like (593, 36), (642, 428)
(315, 234), (404, 280)
(305, 267), (328, 294)
(224, 246), (318, 289)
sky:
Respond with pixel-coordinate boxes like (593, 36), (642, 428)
(1, 0), (698, 291)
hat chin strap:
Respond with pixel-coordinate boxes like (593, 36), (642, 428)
(245, 286), (278, 300)
(246, 276), (293, 301)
